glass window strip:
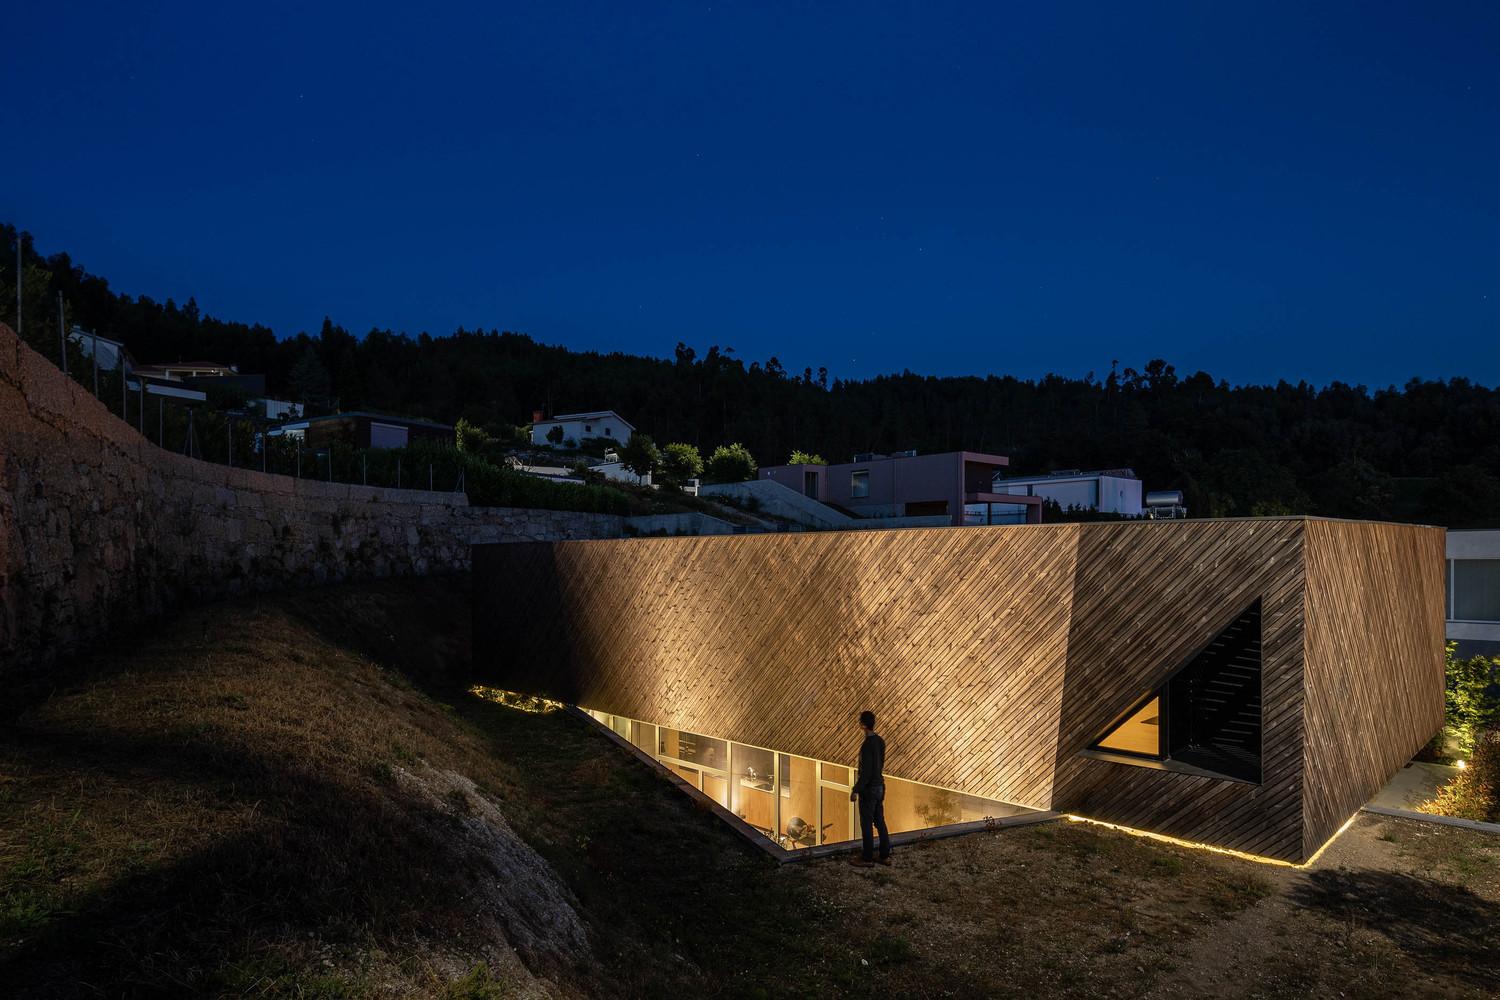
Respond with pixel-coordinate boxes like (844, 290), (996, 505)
(580, 706), (1028, 850)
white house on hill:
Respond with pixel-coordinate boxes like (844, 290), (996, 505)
(530, 410), (635, 448)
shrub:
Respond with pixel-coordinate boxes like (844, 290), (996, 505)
(570, 460), (605, 485)
(361, 440), (630, 515)
(788, 449), (826, 465)
(454, 417), (495, 454)
(660, 442), (704, 486)
(464, 456), (628, 514)
(1444, 642), (1500, 756)
(545, 424), (564, 446)
(705, 443), (757, 484)
(619, 433), (660, 478)
(1422, 728), (1499, 822)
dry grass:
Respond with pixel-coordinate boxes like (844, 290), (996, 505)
(0, 577), (573, 997)
(3, 576), (1499, 998)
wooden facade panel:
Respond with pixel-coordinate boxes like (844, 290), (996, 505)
(479, 525), (1083, 808)
(1048, 519), (1308, 861)
(1300, 520), (1446, 857)
(474, 517), (1443, 863)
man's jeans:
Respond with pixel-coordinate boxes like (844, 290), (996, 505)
(858, 784), (890, 861)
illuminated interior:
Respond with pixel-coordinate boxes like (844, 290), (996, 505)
(583, 708), (1034, 849)
(1087, 600), (1263, 783)
(1095, 696), (1161, 756)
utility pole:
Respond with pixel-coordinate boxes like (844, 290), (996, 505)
(57, 293), (66, 373)
(158, 398), (164, 444)
(91, 329), (99, 396)
(14, 237), (20, 339)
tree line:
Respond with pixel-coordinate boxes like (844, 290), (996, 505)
(6, 223), (1499, 527)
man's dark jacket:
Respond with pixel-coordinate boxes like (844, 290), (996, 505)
(852, 731), (886, 799)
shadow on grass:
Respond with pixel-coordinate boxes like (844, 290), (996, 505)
(1287, 868), (1500, 988)
(449, 695), (842, 996)
(0, 725), (550, 996)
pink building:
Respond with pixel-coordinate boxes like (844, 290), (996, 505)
(760, 451), (1043, 526)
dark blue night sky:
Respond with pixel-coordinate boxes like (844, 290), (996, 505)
(5, 2), (1497, 386)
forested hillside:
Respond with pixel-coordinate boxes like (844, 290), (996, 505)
(6, 224), (1499, 526)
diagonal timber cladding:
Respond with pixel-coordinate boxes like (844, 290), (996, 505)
(473, 517), (1445, 863)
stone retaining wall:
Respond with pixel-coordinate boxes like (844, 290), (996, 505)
(0, 323), (621, 679)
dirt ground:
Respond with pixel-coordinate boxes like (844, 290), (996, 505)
(789, 811), (1498, 999)
(2, 577), (1497, 998)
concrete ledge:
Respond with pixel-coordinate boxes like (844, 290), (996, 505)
(570, 707), (1059, 864)
(1361, 803), (1500, 835)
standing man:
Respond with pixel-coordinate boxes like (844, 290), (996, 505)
(849, 710), (891, 867)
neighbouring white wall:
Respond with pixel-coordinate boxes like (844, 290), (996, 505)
(996, 474), (1144, 516)
(530, 415), (634, 447)
(1447, 529), (1500, 656)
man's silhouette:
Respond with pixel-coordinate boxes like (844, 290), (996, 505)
(849, 710), (891, 866)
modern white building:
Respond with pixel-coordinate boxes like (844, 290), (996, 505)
(67, 327), (135, 373)
(992, 468), (1144, 516)
(1448, 529), (1500, 657)
(530, 410), (635, 448)
(258, 398), (301, 420)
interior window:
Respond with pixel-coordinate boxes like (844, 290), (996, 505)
(850, 470), (870, 498)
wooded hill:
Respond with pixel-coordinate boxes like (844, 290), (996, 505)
(7, 223), (1499, 527)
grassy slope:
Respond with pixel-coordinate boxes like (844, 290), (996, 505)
(3, 577), (1499, 998)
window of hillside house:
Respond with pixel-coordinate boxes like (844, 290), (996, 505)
(851, 470), (870, 498)
(585, 424), (593, 433)
(1453, 559), (1500, 622)
(629, 720), (656, 754)
(605, 427), (613, 436)
(676, 731), (729, 771)
(731, 743), (776, 835)
(820, 785), (852, 844)
(779, 754), (819, 849)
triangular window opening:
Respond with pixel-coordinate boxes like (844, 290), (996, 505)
(1089, 600), (1262, 783)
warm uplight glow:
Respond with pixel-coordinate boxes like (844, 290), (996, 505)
(1456, 759), (1467, 770)
(1064, 811), (1361, 869)
(469, 686), (564, 714)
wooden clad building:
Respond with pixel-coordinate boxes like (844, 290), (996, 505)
(473, 518), (1445, 862)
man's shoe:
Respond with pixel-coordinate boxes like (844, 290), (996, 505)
(848, 857), (874, 868)
(877, 856), (893, 866)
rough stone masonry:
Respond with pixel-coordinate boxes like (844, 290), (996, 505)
(0, 323), (622, 680)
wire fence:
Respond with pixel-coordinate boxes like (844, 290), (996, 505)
(14, 304), (466, 495)
(7, 237), (630, 513)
